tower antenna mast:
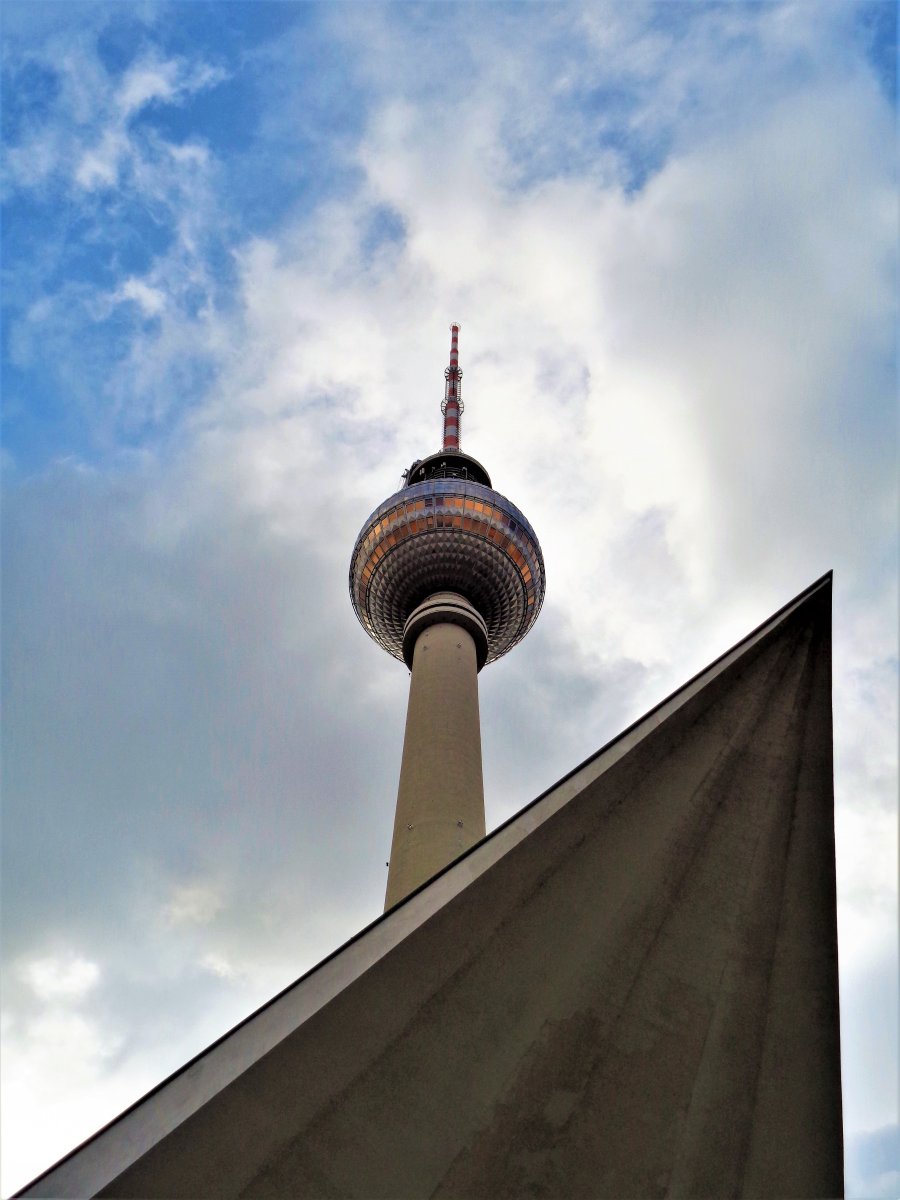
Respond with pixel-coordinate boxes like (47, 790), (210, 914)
(441, 323), (463, 450)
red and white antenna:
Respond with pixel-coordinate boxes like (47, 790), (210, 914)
(441, 323), (463, 450)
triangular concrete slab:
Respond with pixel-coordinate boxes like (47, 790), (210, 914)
(21, 573), (842, 1199)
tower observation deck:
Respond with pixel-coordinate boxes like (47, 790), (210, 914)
(350, 325), (546, 907)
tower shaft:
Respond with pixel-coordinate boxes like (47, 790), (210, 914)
(385, 594), (486, 909)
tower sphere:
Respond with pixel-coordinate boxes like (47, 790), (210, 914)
(349, 330), (545, 669)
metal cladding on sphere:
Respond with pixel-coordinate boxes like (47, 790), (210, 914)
(349, 325), (545, 669)
(350, 479), (545, 667)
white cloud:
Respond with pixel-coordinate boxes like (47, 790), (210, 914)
(114, 277), (168, 317)
(168, 140), (210, 167)
(200, 951), (238, 980)
(116, 57), (180, 116)
(164, 881), (225, 927)
(1, 960), (123, 1191)
(20, 955), (100, 1001)
(3, 42), (225, 199)
(5, 1008), (118, 1085)
(116, 54), (228, 118)
(75, 127), (129, 190)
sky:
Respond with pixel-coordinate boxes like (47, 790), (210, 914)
(1, 1), (896, 1195)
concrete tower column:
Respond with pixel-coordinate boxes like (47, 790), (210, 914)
(384, 593), (488, 910)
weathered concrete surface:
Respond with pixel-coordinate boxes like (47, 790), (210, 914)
(20, 575), (841, 1199)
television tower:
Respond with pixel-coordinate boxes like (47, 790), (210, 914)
(350, 325), (546, 908)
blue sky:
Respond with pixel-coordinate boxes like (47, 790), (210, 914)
(2, 2), (897, 1195)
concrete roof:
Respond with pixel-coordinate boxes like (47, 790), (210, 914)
(20, 572), (842, 1198)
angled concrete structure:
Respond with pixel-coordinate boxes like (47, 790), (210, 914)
(20, 572), (842, 1199)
